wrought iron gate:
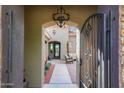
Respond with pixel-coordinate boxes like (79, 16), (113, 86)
(80, 13), (106, 88)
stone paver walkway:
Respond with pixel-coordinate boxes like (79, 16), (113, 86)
(43, 64), (78, 88)
(66, 62), (76, 83)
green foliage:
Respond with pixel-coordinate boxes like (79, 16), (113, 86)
(44, 63), (51, 75)
(45, 63), (51, 70)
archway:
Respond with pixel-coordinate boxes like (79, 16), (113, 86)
(41, 21), (80, 88)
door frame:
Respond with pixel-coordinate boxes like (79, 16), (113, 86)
(48, 41), (61, 59)
(41, 21), (80, 87)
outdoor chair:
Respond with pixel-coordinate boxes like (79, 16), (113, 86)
(64, 54), (74, 63)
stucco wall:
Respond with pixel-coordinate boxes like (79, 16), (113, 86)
(69, 36), (76, 54)
(1, 5), (24, 88)
(24, 5), (97, 87)
(46, 26), (69, 59)
(44, 36), (49, 61)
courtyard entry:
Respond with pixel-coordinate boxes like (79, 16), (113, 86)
(42, 21), (80, 88)
(0, 5), (120, 88)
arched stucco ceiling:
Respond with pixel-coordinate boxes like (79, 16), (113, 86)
(24, 5), (97, 29)
(42, 21), (78, 29)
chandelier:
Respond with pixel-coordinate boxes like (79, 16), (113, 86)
(52, 6), (70, 28)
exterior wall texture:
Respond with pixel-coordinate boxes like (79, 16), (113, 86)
(69, 35), (76, 54)
(119, 6), (124, 88)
